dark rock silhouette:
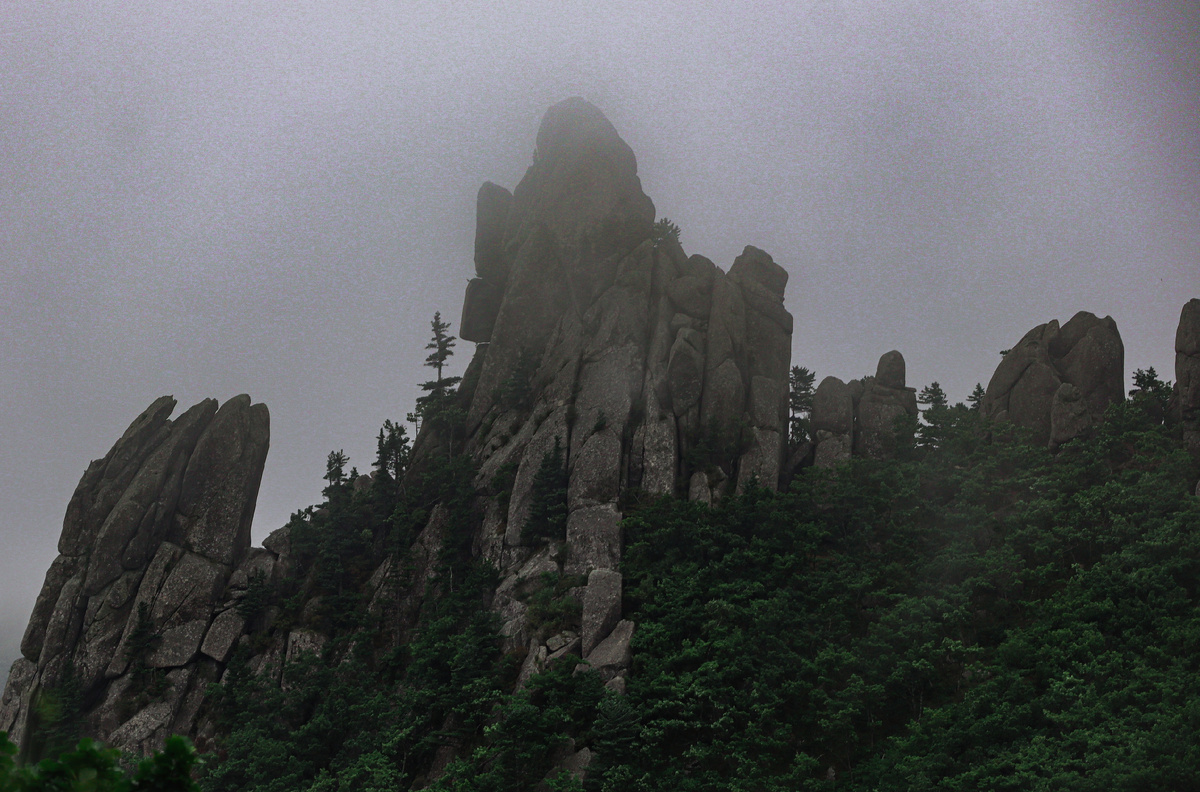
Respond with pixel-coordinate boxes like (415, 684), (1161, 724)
(810, 351), (918, 466)
(982, 311), (1124, 448)
(450, 99), (793, 697)
(1175, 298), (1200, 454)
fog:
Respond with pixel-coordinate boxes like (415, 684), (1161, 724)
(2, 0), (1196, 671)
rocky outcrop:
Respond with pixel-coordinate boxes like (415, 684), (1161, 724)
(450, 98), (793, 697)
(1, 395), (269, 759)
(982, 312), (1124, 448)
(1175, 299), (1200, 454)
(810, 351), (918, 467)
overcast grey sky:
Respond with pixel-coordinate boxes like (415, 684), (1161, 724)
(2, 0), (1197, 671)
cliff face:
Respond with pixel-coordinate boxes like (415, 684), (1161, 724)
(3, 97), (1193, 768)
(0, 395), (269, 757)
(452, 98), (793, 679)
(981, 311), (1124, 448)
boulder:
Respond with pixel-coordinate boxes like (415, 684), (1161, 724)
(875, 350), (906, 390)
(812, 377), (854, 436)
(474, 181), (513, 283)
(460, 277), (505, 343)
(564, 504), (622, 576)
(1177, 299), (1200, 453)
(984, 313), (1123, 447)
(582, 619), (635, 681)
(580, 569), (622, 657)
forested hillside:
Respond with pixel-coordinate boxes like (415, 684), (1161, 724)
(129, 376), (1199, 791)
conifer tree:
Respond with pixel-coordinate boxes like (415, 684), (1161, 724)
(788, 365), (816, 447)
(966, 383), (986, 411)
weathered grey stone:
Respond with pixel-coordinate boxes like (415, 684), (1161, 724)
(568, 429), (622, 509)
(1007, 360), (1062, 446)
(564, 504), (622, 576)
(581, 569), (622, 657)
(460, 276), (505, 343)
(109, 666), (191, 755)
(582, 619), (634, 681)
(735, 271), (793, 333)
(667, 275), (712, 318)
(700, 358), (746, 449)
(546, 630), (578, 654)
(688, 471), (713, 504)
(21, 555), (81, 662)
(985, 313), (1124, 447)
(1049, 383), (1092, 450)
(177, 394), (270, 567)
(262, 526), (290, 555)
(0, 658), (36, 746)
(812, 377), (854, 436)
(475, 181), (514, 283)
(559, 746), (593, 781)
(667, 329), (706, 415)
(147, 619), (209, 668)
(200, 608), (245, 663)
(59, 396), (178, 557)
(876, 350), (906, 390)
(286, 629), (327, 664)
(84, 399), (219, 595)
(813, 430), (851, 468)
(855, 380), (918, 460)
(729, 245), (788, 298)
(1058, 315), (1124, 416)
(737, 427), (782, 491)
(516, 638), (548, 690)
(150, 552), (226, 629)
(506, 407), (569, 546)
(547, 636), (582, 664)
(1178, 299), (1200, 357)
(638, 416), (678, 496)
(39, 571), (85, 675)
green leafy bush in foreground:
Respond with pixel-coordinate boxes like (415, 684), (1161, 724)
(0, 731), (199, 791)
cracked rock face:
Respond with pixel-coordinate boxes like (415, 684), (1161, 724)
(453, 97), (794, 701)
(1, 395), (269, 757)
(1176, 299), (1200, 454)
(982, 311), (1124, 448)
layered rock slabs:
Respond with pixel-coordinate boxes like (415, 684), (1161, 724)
(982, 311), (1124, 448)
(1, 395), (269, 757)
(457, 98), (793, 691)
(1176, 298), (1200, 455)
(810, 351), (919, 467)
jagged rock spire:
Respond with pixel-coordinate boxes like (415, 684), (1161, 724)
(1, 395), (268, 757)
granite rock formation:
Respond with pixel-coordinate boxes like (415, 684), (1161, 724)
(1, 395), (269, 757)
(1175, 298), (1200, 454)
(810, 350), (918, 467)
(981, 311), (1124, 448)
(455, 98), (793, 694)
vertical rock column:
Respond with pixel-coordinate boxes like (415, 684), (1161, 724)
(982, 311), (1124, 448)
(1175, 298), (1200, 455)
(0, 395), (268, 757)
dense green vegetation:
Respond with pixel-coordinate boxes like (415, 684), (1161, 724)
(0, 732), (199, 791)
(8, 370), (1197, 790)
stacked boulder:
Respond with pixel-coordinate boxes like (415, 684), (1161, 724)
(1174, 298), (1200, 455)
(457, 98), (793, 694)
(810, 351), (918, 467)
(0, 395), (269, 757)
(981, 311), (1124, 448)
